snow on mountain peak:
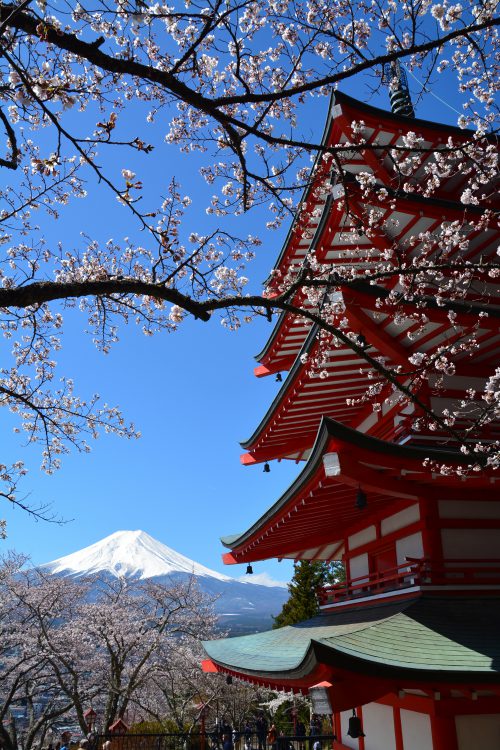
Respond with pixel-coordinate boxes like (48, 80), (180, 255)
(41, 529), (234, 582)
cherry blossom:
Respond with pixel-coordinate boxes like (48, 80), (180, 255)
(0, 0), (497, 521)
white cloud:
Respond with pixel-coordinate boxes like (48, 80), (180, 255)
(236, 571), (288, 588)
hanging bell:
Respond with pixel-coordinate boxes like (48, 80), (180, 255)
(356, 487), (367, 510)
(263, 463), (271, 473)
(246, 564), (253, 575)
(347, 710), (365, 739)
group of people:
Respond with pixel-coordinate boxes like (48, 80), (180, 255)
(59, 731), (107, 750)
(213, 714), (323, 750)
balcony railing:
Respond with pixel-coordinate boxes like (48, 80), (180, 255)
(318, 558), (500, 606)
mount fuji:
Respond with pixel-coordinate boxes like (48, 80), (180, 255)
(41, 530), (289, 634)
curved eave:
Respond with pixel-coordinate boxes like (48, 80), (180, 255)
(227, 416), (471, 552)
(333, 90), (479, 141)
(261, 92), (338, 289)
(225, 414), (329, 550)
(254, 193), (335, 370)
(253, 309), (288, 365)
(241, 322), (320, 450)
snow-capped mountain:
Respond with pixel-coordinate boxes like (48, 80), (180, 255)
(41, 530), (289, 634)
(43, 529), (236, 582)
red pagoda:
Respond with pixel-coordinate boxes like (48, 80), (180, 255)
(202, 90), (500, 750)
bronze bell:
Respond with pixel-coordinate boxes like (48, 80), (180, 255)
(347, 710), (365, 739)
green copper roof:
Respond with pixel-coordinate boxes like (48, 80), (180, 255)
(203, 597), (500, 681)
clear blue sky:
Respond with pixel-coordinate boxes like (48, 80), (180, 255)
(1, 65), (466, 582)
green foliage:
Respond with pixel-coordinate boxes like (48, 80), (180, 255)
(272, 561), (345, 629)
(272, 700), (310, 733)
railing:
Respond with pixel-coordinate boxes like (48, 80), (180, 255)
(318, 558), (500, 606)
(90, 733), (340, 750)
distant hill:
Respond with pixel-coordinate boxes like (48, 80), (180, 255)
(40, 530), (289, 634)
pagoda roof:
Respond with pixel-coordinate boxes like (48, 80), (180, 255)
(266, 90), (486, 292)
(332, 89), (477, 140)
(258, 89), (498, 374)
(242, 281), (500, 466)
(203, 596), (500, 698)
(256, 179), (498, 381)
(242, 322), (369, 463)
(228, 417), (498, 564)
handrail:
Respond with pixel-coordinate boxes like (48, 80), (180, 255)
(318, 558), (500, 605)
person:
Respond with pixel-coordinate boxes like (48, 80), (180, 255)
(296, 721), (306, 750)
(256, 715), (267, 750)
(266, 724), (277, 750)
(223, 734), (233, 750)
(309, 717), (321, 737)
(243, 721), (252, 750)
(60, 732), (71, 750)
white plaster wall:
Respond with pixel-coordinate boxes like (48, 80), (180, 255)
(348, 526), (376, 551)
(456, 714), (500, 749)
(400, 709), (433, 750)
(339, 711), (357, 749)
(361, 703), (396, 750)
(381, 504), (420, 536)
(349, 553), (369, 581)
(395, 532), (424, 565)
(439, 500), (500, 519)
(441, 528), (500, 559)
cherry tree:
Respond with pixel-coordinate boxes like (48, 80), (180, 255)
(0, 0), (498, 521)
(0, 555), (76, 750)
(1, 557), (220, 737)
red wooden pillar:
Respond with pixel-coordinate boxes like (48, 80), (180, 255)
(333, 712), (341, 744)
(431, 714), (459, 750)
(393, 706), (404, 750)
(420, 498), (443, 561)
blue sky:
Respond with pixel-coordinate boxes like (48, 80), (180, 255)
(1, 56), (469, 583)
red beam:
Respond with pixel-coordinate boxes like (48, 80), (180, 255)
(222, 552), (239, 565)
(201, 659), (220, 673)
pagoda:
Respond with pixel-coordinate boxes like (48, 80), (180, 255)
(202, 89), (500, 750)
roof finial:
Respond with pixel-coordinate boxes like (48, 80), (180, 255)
(383, 60), (415, 118)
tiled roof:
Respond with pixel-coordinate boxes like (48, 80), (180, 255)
(203, 597), (500, 680)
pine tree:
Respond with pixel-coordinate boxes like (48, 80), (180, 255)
(272, 561), (344, 628)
